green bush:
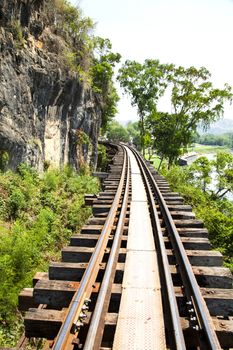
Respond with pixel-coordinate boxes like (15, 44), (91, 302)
(97, 144), (108, 171)
(10, 20), (25, 47)
(0, 165), (99, 347)
(162, 165), (233, 271)
(0, 151), (9, 172)
(0, 198), (6, 219)
(9, 188), (26, 218)
(43, 170), (61, 191)
(161, 165), (189, 191)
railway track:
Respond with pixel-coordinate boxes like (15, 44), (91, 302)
(19, 143), (233, 349)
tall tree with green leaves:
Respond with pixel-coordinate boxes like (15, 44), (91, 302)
(117, 59), (173, 155)
(118, 59), (232, 164)
(147, 65), (232, 167)
(185, 152), (233, 198)
(105, 120), (130, 143)
(213, 151), (233, 199)
(188, 156), (212, 192)
(126, 121), (141, 148)
(91, 38), (121, 130)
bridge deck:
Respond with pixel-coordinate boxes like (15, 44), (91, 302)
(113, 149), (166, 349)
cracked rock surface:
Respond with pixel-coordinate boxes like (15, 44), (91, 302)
(0, 0), (101, 171)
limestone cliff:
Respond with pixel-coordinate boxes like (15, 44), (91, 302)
(0, 0), (102, 171)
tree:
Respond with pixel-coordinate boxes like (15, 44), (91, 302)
(196, 132), (233, 148)
(147, 65), (232, 166)
(170, 65), (232, 131)
(161, 164), (233, 269)
(212, 151), (233, 199)
(146, 112), (189, 169)
(126, 121), (141, 149)
(105, 121), (130, 143)
(117, 59), (173, 155)
(91, 38), (121, 131)
(186, 152), (233, 199)
(118, 60), (232, 163)
(188, 156), (212, 192)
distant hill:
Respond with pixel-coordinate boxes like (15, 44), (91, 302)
(198, 119), (233, 135)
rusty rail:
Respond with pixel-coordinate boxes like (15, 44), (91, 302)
(130, 145), (221, 350)
(83, 149), (130, 350)
(52, 146), (128, 350)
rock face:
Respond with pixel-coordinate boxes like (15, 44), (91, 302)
(0, 0), (101, 171)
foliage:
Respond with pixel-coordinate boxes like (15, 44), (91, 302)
(149, 65), (232, 166)
(105, 121), (130, 143)
(43, 1), (120, 129)
(46, 0), (94, 56)
(117, 59), (173, 153)
(104, 120), (141, 148)
(118, 59), (232, 164)
(91, 38), (121, 130)
(195, 132), (233, 148)
(170, 66), (232, 127)
(10, 20), (25, 47)
(186, 152), (233, 199)
(0, 151), (9, 172)
(126, 121), (141, 149)
(63, 50), (91, 83)
(97, 144), (108, 171)
(75, 130), (92, 172)
(146, 112), (186, 167)
(0, 164), (99, 347)
(161, 164), (233, 270)
(188, 156), (212, 192)
(213, 152), (233, 198)
(173, 151), (233, 200)
(100, 86), (120, 131)
(76, 129), (91, 146)
(118, 59), (172, 115)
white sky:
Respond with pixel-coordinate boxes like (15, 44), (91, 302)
(70, 0), (233, 124)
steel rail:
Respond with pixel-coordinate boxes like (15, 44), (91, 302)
(128, 145), (186, 350)
(52, 146), (127, 350)
(132, 147), (221, 350)
(83, 147), (130, 350)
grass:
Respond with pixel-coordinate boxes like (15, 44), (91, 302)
(149, 155), (161, 169)
(145, 150), (163, 170)
(189, 143), (230, 154)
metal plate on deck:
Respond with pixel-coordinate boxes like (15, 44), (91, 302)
(131, 173), (147, 202)
(127, 201), (155, 251)
(113, 288), (166, 349)
(122, 250), (159, 289)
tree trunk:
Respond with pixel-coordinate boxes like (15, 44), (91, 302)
(140, 114), (145, 157)
(217, 189), (229, 199)
(148, 147), (152, 160)
(168, 157), (173, 169)
(157, 156), (164, 172)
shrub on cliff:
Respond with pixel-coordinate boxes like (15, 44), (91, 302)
(44, 1), (121, 129)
